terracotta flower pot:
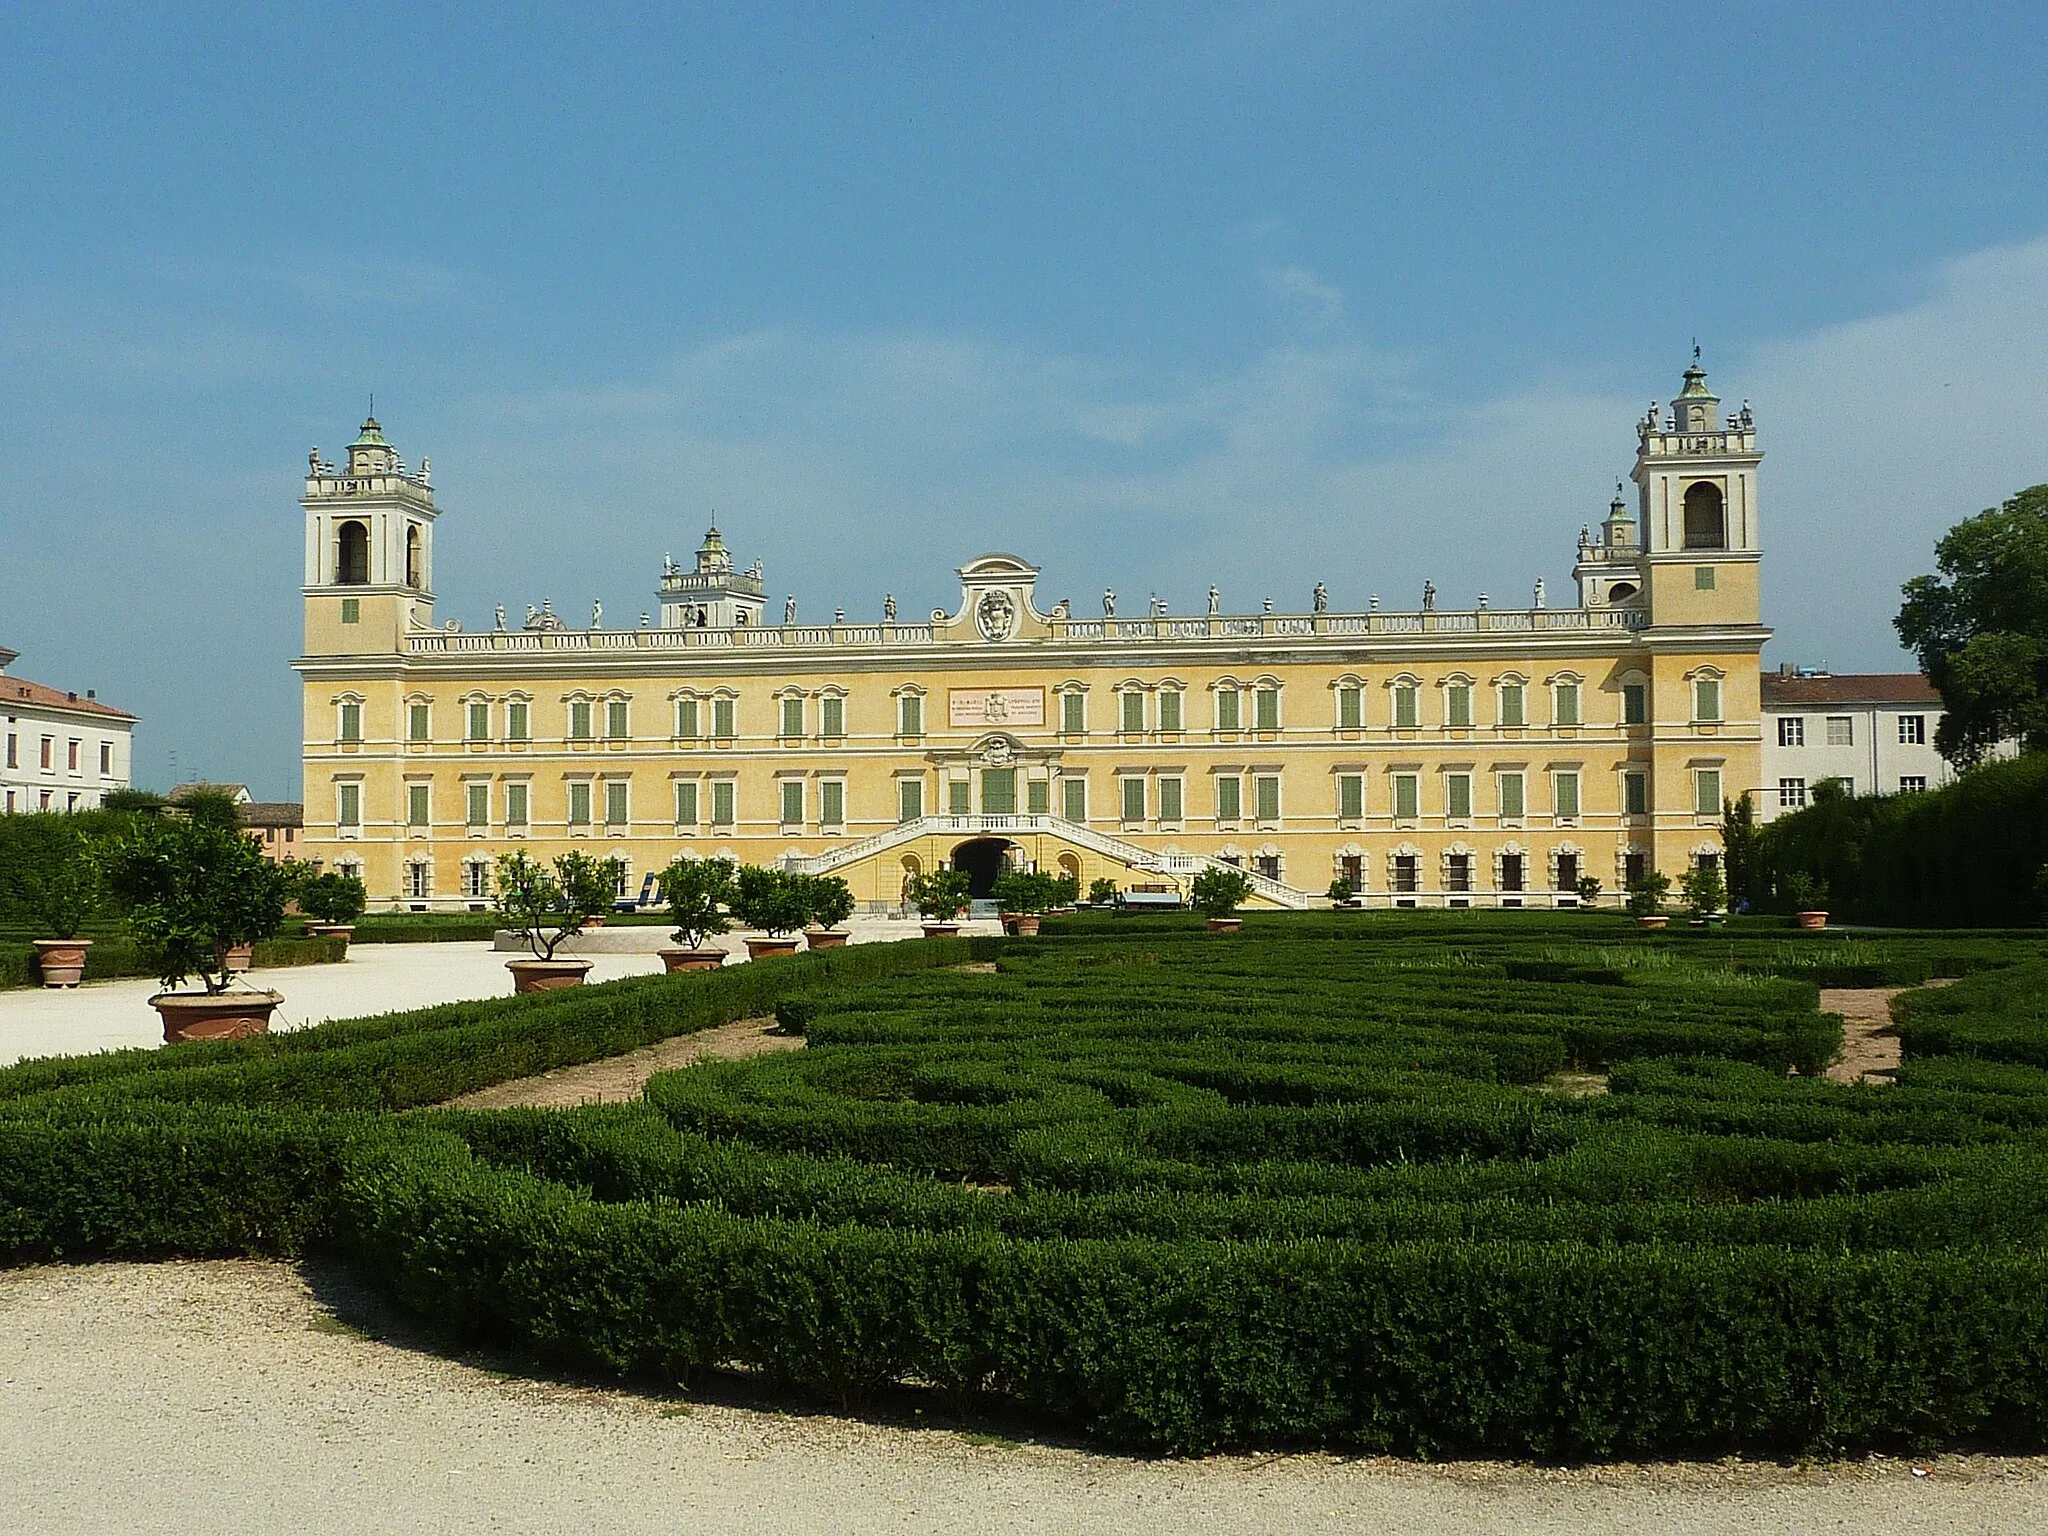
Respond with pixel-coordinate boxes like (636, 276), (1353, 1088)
(1635, 915), (1669, 929)
(1003, 914), (1042, 937)
(31, 938), (92, 988)
(582, 915), (606, 928)
(1204, 916), (1243, 933)
(1795, 910), (1830, 930)
(224, 942), (255, 974)
(659, 947), (727, 973)
(743, 936), (801, 961)
(152, 990), (284, 1043)
(920, 922), (961, 939)
(505, 958), (593, 993)
(806, 929), (850, 949)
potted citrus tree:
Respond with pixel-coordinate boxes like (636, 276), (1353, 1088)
(300, 870), (367, 949)
(494, 849), (621, 992)
(656, 855), (734, 971)
(1190, 865), (1255, 931)
(14, 818), (101, 987)
(729, 864), (813, 959)
(804, 873), (857, 948)
(1086, 876), (1119, 908)
(1680, 863), (1727, 927)
(992, 869), (1058, 936)
(100, 813), (291, 1040)
(1574, 874), (1604, 910)
(1326, 876), (1357, 910)
(1626, 870), (1671, 929)
(1048, 871), (1081, 913)
(906, 868), (972, 937)
(1784, 871), (1830, 930)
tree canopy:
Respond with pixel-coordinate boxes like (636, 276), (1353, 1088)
(1896, 483), (2048, 764)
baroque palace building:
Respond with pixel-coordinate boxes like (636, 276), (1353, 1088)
(295, 364), (1767, 911)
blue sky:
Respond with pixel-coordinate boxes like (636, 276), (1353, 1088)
(3, 2), (2047, 798)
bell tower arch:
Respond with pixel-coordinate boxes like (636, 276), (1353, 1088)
(301, 415), (440, 655)
(1629, 358), (1761, 626)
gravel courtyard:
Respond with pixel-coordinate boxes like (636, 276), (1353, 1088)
(3, 1261), (2043, 1536)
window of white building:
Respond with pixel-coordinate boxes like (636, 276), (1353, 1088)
(1899, 715), (1926, 745)
(1825, 716), (1854, 746)
(1778, 716), (1804, 747)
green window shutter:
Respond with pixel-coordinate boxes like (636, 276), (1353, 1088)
(820, 781), (844, 825)
(468, 702), (489, 740)
(711, 780), (735, 825)
(1500, 773), (1525, 818)
(1121, 692), (1145, 732)
(408, 703), (430, 741)
(340, 597), (360, 624)
(781, 780), (804, 824)
(339, 703), (362, 743)
(1061, 777), (1087, 822)
(606, 780), (628, 825)
(1694, 769), (1722, 817)
(1448, 685), (1472, 728)
(1216, 776), (1240, 821)
(1393, 775), (1418, 819)
(677, 697), (698, 738)
(676, 780), (698, 825)
(1338, 687), (1362, 729)
(570, 701), (591, 740)
(1027, 778), (1049, 814)
(1500, 685), (1524, 727)
(338, 784), (360, 827)
(507, 701), (528, 740)
(782, 696), (804, 738)
(1216, 690), (1240, 730)
(1338, 774), (1363, 819)
(1623, 684), (1647, 725)
(1696, 679), (1721, 721)
(1556, 684), (1580, 727)
(1121, 777), (1145, 822)
(949, 779), (971, 815)
(505, 782), (528, 826)
(899, 779), (922, 822)
(466, 782), (488, 826)
(1063, 692), (1086, 733)
(713, 698), (735, 738)
(822, 696), (844, 737)
(1694, 565), (1717, 590)
(1255, 689), (1280, 730)
(1447, 774), (1472, 818)
(568, 782), (590, 825)
(1158, 777), (1182, 822)
(1624, 772), (1647, 816)
(607, 700), (629, 739)
(1255, 775), (1280, 821)
(1555, 772), (1580, 819)
(982, 768), (1016, 814)
(899, 694), (922, 735)
(1393, 686), (1417, 729)
(408, 784), (430, 826)
(1159, 691), (1182, 731)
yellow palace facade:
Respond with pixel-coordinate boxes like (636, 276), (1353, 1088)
(295, 365), (1767, 911)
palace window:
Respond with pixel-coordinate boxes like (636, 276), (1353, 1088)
(780, 780), (804, 826)
(1337, 686), (1363, 729)
(507, 701), (530, 741)
(1499, 771), (1526, 819)
(1899, 715), (1926, 746)
(1778, 777), (1807, 809)
(605, 781), (628, 826)
(1693, 678), (1722, 722)
(1215, 775), (1241, 822)
(1391, 855), (1418, 894)
(1693, 768), (1723, 818)
(406, 862), (431, 900)
(1446, 773), (1472, 819)
(1556, 852), (1580, 893)
(463, 861), (490, 899)
(1553, 771), (1580, 821)
(407, 784), (430, 827)
(1391, 683), (1418, 729)
(712, 697), (736, 739)
(898, 693), (923, 736)
(676, 697), (699, 738)
(1340, 856), (1365, 893)
(898, 779), (923, 822)
(710, 780), (735, 827)
(1254, 687), (1280, 730)
(1337, 774), (1363, 820)
(1120, 777), (1145, 823)
(1695, 565), (1718, 590)
(1062, 691), (1087, 733)
(569, 701), (592, 741)
(781, 696), (805, 739)
(1554, 681), (1581, 727)
(821, 696), (845, 739)
(1618, 683), (1644, 726)
(1624, 771), (1648, 815)
(606, 700), (629, 740)
(408, 703), (430, 742)
(1446, 682), (1473, 728)
(1158, 776), (1183, 823)
(948, 779), (970, 815)
(676, 781), (699, 826)
(820, 781), (845, 827)
(1027, 778), (1050, 814)
(983, 768), (1017, 815)
(1778, 715), (1803, 747)
(1215, 689), (1241, 731)
(1500, 853), (1526, 893)
(1061, 776), (1087, 822)
(1825, 715), (1853, 746)
(1392, 773), (1419, 821)
(466, 782), (488, 827)
(337, 784), (361, 829)
(1624, 851), (1648, 887)
(1158, 690), (1183, 732)
(1499, 682), (1525, 727)
(1254, 774), (1281, 822)
(1445, 853), (1472, 893)
(338, 702), (362, 743)
(567, 782), (592, 826)
(505, 782), (529, 826)
(340, 598), (360, 624)
(1121, 691), (1145, 733)
(467, 701), (490, 741)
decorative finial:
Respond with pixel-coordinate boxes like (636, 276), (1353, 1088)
(1691, 340), (1699, 364)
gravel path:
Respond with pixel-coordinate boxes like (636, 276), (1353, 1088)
(4, 1261), (2044, 1535)
(445, 1014), (798, 1108)
(1821, 980), (1954, 1085)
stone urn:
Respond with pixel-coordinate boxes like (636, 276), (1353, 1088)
(659, 947), (726, 973)
(920, 921), (961, 939)
(1204, 917), (1243, 933)
(805, 929), (850, 949)
(153, 990), (284, 1043)
(1795, 910), (1830, 930)
(743, 935), (801, 961)
(505, 958), (594, 993)
(1635, 915), (1669, 930)
(223, 942), (255, 974)
(31, 938), (92, 988)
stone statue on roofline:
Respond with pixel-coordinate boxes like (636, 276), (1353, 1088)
(1103, 588), (1116, 617)
(1208, 585), (1220, 615)
(1313, 582), (1328, 614)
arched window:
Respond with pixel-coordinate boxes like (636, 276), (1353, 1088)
(336, 521), (369, 585)
(405, 525), (424, 588)
(1682, 482), (1725, 550)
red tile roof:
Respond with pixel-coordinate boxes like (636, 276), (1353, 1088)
(0, 674), (137, 720)
(1760, 672), (1940, 707)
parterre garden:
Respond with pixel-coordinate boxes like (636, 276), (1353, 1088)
(7, 912), (2048, 1458)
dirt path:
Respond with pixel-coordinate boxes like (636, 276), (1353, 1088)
(4, 1261), (2044, 1535)
(445, 1014), (797, 1109)
(1821, 980), (1953, 1086)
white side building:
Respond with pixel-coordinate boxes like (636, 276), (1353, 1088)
(0, 646), (138, 813)
(1756, 667), (1971, 822)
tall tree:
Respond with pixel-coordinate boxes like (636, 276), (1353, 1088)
(1896, 484), (2048, 765)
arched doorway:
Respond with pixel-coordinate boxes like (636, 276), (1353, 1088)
(951, 838), (1016, 898)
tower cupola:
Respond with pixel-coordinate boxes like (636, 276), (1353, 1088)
(659, 523), (766, 629)
(300, 413), (440, 654)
